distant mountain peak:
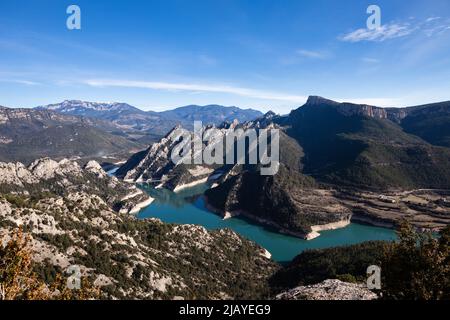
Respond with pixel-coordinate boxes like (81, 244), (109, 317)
(305, 96), (340, 107)
(159, 104), (263, 126)
(304, 96), (380, 108)
(264, 110), (277, 118)
(40, 100), (138, 112)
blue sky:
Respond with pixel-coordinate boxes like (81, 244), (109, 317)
(1, 0), (450, 113)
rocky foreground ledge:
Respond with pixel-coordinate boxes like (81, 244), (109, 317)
(276, 279), (377, 300)
(0, 157), (278, 299)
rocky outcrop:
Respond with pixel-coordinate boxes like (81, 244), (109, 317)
(0, 162), (37, 186)
(29, 158), (82, 179)
(84, 160), (107, 178)
(116, 124), (225, 189)
(0, 158), (150, 214)
(0, 158), (81, 184)
(117, 126), (182, 183)
(275, 279), (377, 300)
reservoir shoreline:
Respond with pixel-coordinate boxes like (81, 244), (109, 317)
(136, 184), (397, 262)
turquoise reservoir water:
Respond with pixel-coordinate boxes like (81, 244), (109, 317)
(137, 184), (397, 263)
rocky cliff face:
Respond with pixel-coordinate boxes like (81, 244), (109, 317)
(116, 115), (272, 190)
(304, 96), (388, 119)
(386, 101), (450, 148)
(116, 126), (217, 190)
(386, 101), (450, 122)
(117, 126), (183, 182)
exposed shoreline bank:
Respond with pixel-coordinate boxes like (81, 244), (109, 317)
(128, 196), (155, 215)
(203, 196), (352, 240)
(307, 219), (352, 240)
(173, 177), (209, 193)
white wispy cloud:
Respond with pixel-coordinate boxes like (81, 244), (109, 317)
(83, 79), (308, 103)
(423, 23), (450, 37)
(198, 54), (218, 66)
(426, 16), (441, 22)
(296, 49), (329, 59)
(83, 79), (403, 108)
(340, 22), (415, 42)
(361, 57), (380, 63)
(15, 80), (40, 86)
(0, 79), (41, 86)
(340, 17), (450, 43)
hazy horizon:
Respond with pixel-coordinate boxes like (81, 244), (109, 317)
(4, 94), (450, 115)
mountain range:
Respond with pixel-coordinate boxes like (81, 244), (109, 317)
(37, 100), (263, 136)
(0, 101), (263, 164)
(279, 96), (450, 190)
